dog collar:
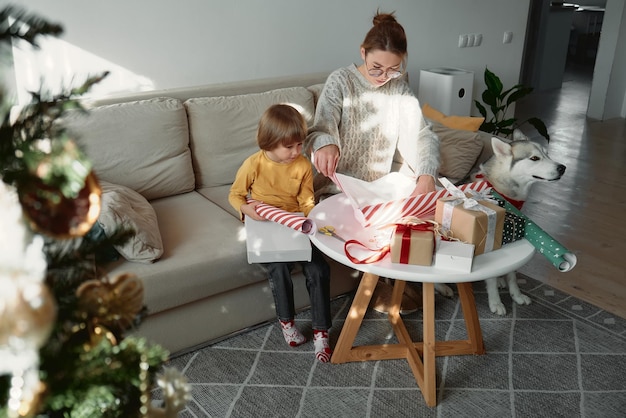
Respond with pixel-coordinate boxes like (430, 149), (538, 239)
(474, 173), (525, 210)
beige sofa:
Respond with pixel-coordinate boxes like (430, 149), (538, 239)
(65, 72), (493, 355)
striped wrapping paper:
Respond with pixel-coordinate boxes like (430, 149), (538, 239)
(332, 174), (491, 228)
(247, 199), (315, 234)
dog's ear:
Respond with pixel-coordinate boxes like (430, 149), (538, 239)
(513, 129), (530, 141)
(491, 137), (512, 157)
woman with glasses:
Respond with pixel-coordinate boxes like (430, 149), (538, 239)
(306, 10), (439, 201)
(306, 11), (440, 314)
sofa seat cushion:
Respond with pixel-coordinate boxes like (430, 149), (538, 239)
(66, 97), (195, 200)
(184, 86), (315, 188)
(105, 191), (265, 314)
(196, 185), (240, 220)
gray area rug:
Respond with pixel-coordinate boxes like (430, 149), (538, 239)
(156, 274), (626, 417)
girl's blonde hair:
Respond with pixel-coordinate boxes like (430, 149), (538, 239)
(257, 104), (307, 151)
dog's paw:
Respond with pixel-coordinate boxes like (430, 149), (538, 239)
(434, 283), (454, 298)
(489, 301), (507, 316)
(512, 293), (532, 306)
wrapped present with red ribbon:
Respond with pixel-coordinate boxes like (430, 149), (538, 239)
(390, 218), (436, 266)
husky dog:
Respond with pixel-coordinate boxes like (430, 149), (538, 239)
(476, 134), (566, 315)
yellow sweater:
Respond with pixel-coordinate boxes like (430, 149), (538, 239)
(229, 150), (315, 219)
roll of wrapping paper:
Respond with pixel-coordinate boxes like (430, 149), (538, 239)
(490, 191), (577, 272)
(247, 199), (315, 234)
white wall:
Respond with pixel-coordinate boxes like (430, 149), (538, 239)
(603, 1), (626, 118)
(588, 0), (626, 120)
(6, 0), (531, 116)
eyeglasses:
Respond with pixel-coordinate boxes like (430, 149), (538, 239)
(366, 60), (405, 79)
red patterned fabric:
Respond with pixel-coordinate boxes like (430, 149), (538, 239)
(333, 177), (491, 228)
(247, 199), (315, 234)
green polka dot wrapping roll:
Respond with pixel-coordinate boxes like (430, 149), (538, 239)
(490, 190), (577, 272)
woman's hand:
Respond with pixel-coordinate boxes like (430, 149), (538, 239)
(410, 175), (436, 197)
(312, 145), (340, 177)
(241, 202), (265, 221)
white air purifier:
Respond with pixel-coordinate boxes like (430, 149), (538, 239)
(418, 68), (474, 116)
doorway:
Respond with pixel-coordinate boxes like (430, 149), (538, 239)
(521, 2), (605, 112)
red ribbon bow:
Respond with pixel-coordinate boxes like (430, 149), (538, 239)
(396, 222), (435, 264)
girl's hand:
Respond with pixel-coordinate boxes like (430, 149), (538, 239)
(241, 202), (265, 221)
(313, 145), (340, 177)
(410, 175), (436, 197)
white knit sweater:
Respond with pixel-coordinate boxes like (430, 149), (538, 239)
(306, 64), (440, 197)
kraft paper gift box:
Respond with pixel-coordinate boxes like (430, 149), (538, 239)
(390, 223), (435, 266)
(434, 193), (505, 255)
(435, 240), (475, 272)
(245, 215), (311, 263)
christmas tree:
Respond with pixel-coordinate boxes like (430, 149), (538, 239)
(1, 6), (190, 417)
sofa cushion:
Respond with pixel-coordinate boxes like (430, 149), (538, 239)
(65, 97), (195, 200)
(430, 120), (485, 182)
(184, 87), (315, 188)
(422, 103), (484, 132)
(307, 83), (326, 107)
(98, 181), (163, 263)
(196, 185), (240, 220)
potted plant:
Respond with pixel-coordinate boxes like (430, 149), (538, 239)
(474, 67), (550, 142)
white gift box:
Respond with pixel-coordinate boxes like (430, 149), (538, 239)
(435, 240), (475, 272)
(245, 215), (312, 263)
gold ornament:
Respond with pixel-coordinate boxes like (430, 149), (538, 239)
(0, 279), (57, 356)
(76, 273), (144, 332)
(147, 367), (191, 418)
(19, 170), (101, 239)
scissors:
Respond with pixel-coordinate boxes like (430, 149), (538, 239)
(318, 225), (346, 242)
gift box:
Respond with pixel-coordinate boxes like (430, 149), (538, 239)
(434, 193), (505, 255)
(489, 193), (526, 245)
(503, 212), (526, 244)
(390, 223), (435, 266)
(434, 240), (475, 272)
(245, 215), (312, 263)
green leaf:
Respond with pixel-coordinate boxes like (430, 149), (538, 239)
(527, 117), (551, 142)
(497, 118), (516, 128)
(474, 100), (487, 118)
(482, 89), (497, 107)
(484, 67), (503, 96)
(506, 86), (533, 106)
(480, 121), (497, 134)
(499, 127), (514, 136)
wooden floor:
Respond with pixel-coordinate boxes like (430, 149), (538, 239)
(513, 61), (626, 319)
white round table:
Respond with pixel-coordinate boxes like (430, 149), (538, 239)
(309, 193), (535, 407)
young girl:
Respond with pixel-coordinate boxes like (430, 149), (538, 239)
(228, 104), (333, 363)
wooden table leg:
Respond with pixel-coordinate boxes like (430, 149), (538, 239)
(331, 272), (379, 363)
(457, 282), (485, 355)
(421, 282), (437, 407)
(332, 277), (485, 409)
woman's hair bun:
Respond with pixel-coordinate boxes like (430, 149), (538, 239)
(373, 12), (397, 26)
